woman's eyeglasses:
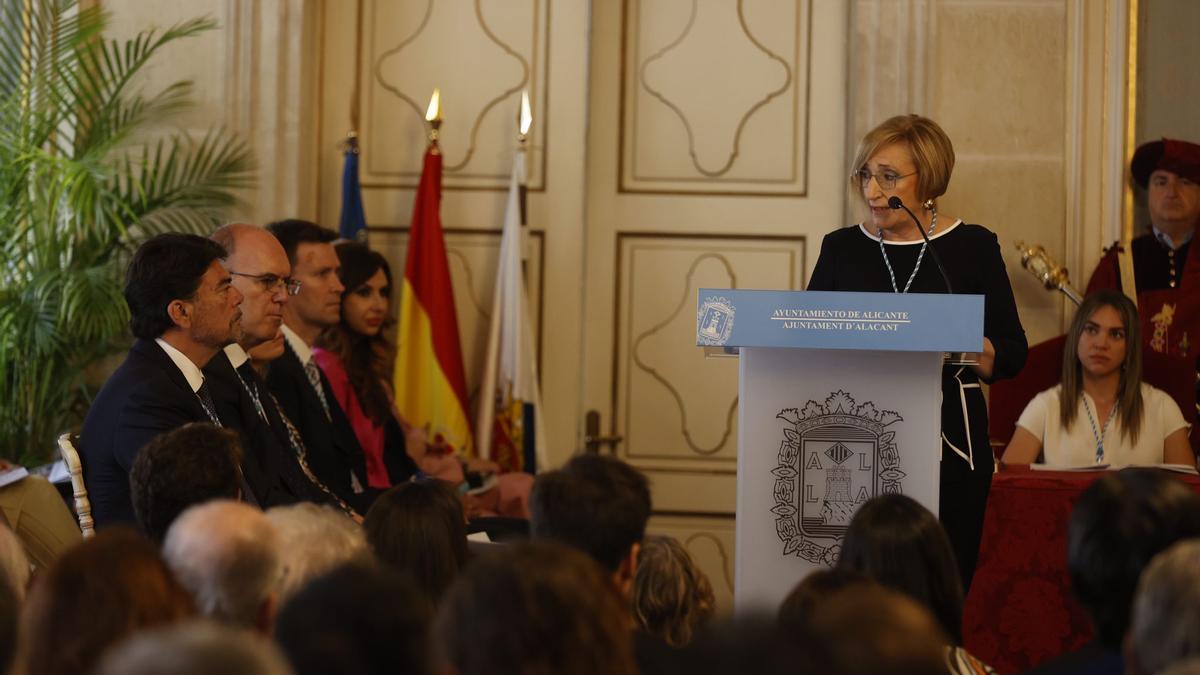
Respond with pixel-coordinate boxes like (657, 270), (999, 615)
(852, 168), (916, 190)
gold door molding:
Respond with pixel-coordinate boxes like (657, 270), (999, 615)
(620, 0), (811, 195)
(358, 0), (549, 190)
(614, 233), (805, 470)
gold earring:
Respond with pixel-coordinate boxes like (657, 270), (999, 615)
(922, 199), (935, 210)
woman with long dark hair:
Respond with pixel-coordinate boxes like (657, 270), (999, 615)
(313, 242), (418, 489)
(836, 494), (995, 674)
(1003, 290), (1192, 467)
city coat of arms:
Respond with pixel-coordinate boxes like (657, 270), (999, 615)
(771, 390), (905, 565)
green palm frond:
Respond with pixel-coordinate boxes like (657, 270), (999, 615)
(0, 0), (255, 463)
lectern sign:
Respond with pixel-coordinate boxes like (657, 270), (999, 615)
(699, 288), (985, 612)
(772, 391), (905, 565)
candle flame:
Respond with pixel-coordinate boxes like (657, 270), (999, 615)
(425, 88), (441, 122)
(519, 90), (532, 137)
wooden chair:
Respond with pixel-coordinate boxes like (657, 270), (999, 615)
(56, 433), (94, 538)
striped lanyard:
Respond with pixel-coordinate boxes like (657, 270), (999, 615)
(1083, 396), (1118, 464)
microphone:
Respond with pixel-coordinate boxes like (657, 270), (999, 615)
(888, 196), (954, 294)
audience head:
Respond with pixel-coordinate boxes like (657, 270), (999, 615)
(836, 493), (964, 644)
(0, 523), (28, 604)
(436, 541), (636, 675)
(1068, 468), (1200, 647)
(1131, 138), (1200, 235)
(673, 614), (809, 675)
(266, 503), (368, 602)
(125, 233), (242, 348)
(803, 584), (949, 675)
(364, 479), (466, 607)
(130, 423), (243, 543)
(20, 527), (194, 675)
(778, 567), (869, 635)
(851, 114), (955, 226)
(1129, 540), (1200, 675)
(1061, 290), (1144, 442)
(334, 241), (393, 339)
(97, 620), (294, 675)
(275, 560), (431, 675)
(212, 223), (296, 349)
(265, 219), (343, 336)
(163, 500), (282, 632)
(314, 241), (395, 425)
(530, 454), (651, 593)
(632, 534), (715, 647)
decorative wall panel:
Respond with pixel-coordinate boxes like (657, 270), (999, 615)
(360, 0), (548, 190)
(614, 234), (804, 472)
(370, 228), (545, 408)
(620, 0), (810, 195)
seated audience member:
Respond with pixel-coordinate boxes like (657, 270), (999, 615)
(314, 241), (530, 517)
(633, 534), (716, 648)
(777, 568), (869, 634)
(80, 233), (245, 526)
(130, 423), (243, 543)
(0, 464), (81, 571)
(264, 220), (374, 510)
(312, 241), (418, 489)
(208, 223), (352, 512)
(1128, 540), (1200, 675)
(804, 585), (950, 675)
(275, 560), (431, 675)
(0, 523), (28, 604)
(98, 621), (293, 675)
(530, 453), (651, 597)
(266, 502), (367, 602)
(363, 479), (467, 607)
(163, 501), (282, 633)
(836, 494), (996, 674)
(435, 541), (637, 675)
(19, 528), (195, 675)
(1026, 468), (1200, 675)
(1003, 290), (1193, 467)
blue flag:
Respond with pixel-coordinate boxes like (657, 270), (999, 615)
(339, 136), (368, 242)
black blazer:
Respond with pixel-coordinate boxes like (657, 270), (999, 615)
(266, 341), (369, 504)
(79, 338), (214, 527)
(203, 351), (334, 508)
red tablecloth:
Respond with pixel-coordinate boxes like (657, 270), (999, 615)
(963, 466), (1200, 673)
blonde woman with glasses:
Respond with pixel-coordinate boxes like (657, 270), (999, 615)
(807, 115), (1028, 591)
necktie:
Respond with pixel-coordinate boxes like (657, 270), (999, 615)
(304, 360), (332, 421)
(269, 392), (360, 516)
(196, 381), (222, 427)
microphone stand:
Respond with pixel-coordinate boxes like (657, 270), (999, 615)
(887, 196), (954, 294)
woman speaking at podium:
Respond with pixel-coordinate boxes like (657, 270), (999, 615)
(807, 115), (1028, 589)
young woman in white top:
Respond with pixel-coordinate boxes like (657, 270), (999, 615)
(1003, 290), (1194, 467)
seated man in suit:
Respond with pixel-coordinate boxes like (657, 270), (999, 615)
(79, 234), (244, 527)
(264, 220), (379, 510)
(206, 223), (357, 514)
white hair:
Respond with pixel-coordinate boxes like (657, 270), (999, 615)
(163, 500), (281, 628)
(1131, 540), (1200, 675)
(0, 522), (29, 602)
(97, 620), (294, 675)
(266, 503), (367, 601)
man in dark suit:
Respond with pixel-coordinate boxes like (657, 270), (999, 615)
(80, 234), (244, 527)
(204, 223), (356, 514)
(264, 220), (374, 510)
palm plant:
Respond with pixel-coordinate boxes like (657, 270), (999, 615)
(0, 0), (254, 464)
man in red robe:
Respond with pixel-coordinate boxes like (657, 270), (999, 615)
(1087, 138), (1200, 453)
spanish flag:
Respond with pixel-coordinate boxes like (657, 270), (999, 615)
(393, 148), (474, 456)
